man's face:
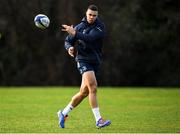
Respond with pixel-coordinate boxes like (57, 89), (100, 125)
(86, 9), (98, 24)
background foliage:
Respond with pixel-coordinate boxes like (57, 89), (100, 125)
(0, 0), (180, 86)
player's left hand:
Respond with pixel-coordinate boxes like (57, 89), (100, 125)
(61, 24), (76, 36)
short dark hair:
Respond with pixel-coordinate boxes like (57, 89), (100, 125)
(88, 4), (98, 11)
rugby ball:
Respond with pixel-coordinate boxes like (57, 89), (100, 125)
(34, 14), (50, 29)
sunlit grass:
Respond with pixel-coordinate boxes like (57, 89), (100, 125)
(0, 87), (179, 133)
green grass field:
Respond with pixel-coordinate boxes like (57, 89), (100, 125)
(0, 87), (180, 133)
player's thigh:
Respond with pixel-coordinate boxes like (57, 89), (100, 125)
(80, 77), (89, 96)
(82, 71), (97, 88)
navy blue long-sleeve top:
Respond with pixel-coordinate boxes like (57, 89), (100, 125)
(64, 17), (106, 64)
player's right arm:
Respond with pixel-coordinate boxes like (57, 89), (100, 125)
(63, 24), (81, 57)
(64, 35), (76, 57)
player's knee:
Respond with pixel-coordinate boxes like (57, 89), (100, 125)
(90, 81), (97, 89)
(90, 89), (97, 94)
(80, 90), (89, 98)
(89, 84), (97, 94)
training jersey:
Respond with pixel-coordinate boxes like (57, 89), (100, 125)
(64, 17), (106, 64)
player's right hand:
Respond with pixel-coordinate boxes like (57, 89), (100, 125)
(68, 47), (75, 57)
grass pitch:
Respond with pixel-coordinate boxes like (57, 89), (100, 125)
(0, 87), (180, 133)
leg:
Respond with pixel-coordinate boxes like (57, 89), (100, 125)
(82, 71), (111, 128)
(70, 77), (89, 107)
(62, 76), (89, 115)
(61, 73), (89, 115)
(82, 71), (98, 108)
(58, 77), (89, 128)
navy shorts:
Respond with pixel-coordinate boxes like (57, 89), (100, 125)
(77, 61), (100, 76)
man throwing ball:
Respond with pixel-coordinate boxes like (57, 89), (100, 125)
(58, 4), (111, 129)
